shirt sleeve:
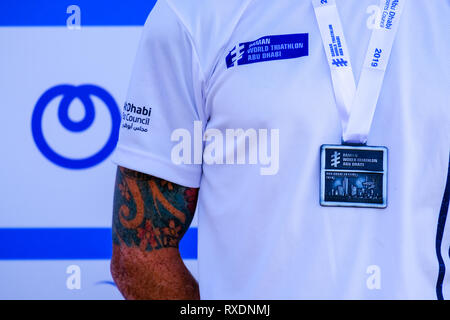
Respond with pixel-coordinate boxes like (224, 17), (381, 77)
(112, 0), (205, 188)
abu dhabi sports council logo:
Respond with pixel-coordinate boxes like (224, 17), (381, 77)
(121, 102), (152, 133)
(31, 84), (121, 169)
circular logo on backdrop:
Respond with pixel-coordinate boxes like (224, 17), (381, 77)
(31, 84), (121, 169)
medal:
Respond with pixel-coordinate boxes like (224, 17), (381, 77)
(312, 0), (407, 208)
(320, 144), (387, 208)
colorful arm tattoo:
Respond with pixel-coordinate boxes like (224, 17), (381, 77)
(112, 166), (198, 251)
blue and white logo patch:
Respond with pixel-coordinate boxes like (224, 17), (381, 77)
(226, 33), (309, 68)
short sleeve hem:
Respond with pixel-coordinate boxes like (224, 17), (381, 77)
(112, 145), (201, 188)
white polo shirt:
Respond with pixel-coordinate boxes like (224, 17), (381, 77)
(113, 0), (450, 299)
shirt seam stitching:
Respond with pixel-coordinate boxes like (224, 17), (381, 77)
(163, 0), (207, 85)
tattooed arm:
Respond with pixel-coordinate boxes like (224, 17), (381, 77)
(110, 166), (199, 300)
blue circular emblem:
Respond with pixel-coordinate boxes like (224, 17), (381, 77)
(32, 84), (121, 169)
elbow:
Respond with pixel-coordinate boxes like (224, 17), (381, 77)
(110, 250), (133, 299)
(110, 247), (154, 300)
(110, 256), (120, 287)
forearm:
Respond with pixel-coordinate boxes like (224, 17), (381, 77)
(111, 246), (199, 300)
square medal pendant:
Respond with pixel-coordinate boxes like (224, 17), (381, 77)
(320, 144), (388, 208)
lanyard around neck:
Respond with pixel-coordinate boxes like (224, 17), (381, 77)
(312, 0), (407, 144)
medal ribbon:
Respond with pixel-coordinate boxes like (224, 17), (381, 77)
(312, 0), (407, 144)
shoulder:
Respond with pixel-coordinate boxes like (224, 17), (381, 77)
(163, 0), (253, 30)
(159, 0), (256, 75)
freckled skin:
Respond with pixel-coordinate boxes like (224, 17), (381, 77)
(111, 166), (200, 300)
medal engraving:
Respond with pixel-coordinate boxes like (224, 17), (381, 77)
(320, 145), (387, 208)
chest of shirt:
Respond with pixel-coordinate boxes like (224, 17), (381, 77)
(201, 0), (448, 138)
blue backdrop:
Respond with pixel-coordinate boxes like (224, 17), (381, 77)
(0, 0), (198, 299)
